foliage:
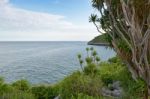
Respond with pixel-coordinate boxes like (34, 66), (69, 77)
(90, 1), (150, 98)
(1, 92), (35, 99)
(77, 47), (101, 75)
(108, 56), (121, 63)
(84, 63), (98, 76)
(88, 33), (111, 45)
(0, 79), (34, 99)
(100, 57), (146, 98)
(59, 71), (103, 99)
(12, 80), (30, 91)
(0, 48), (148, 99)
(31, 84), (59, 99)
(0, 78), (14, 95)
(71, 93), (110, 99)
(98, 62), (123, 86)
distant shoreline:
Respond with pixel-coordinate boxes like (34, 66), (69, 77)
(0, 41), (87, 42)
(88, 42), (110, 46)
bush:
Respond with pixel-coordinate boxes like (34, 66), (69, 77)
(59, 71), (103, 99)
(31, 84), (59, 99)
(31, 85), (47, 99)
(0, 84), (14, 95)
(84, 63), (98, 76)
(99, 57), (146, 98)
(1, 91), (35, 99)
(123, 79), (146, 98)
(12, 80), (30, 91)
(71, 93), (105, 99)
(77, 47), (100, 76)
(108, 56), (121, 63)
(0, 78), (14, 95)
(0, 49), (146, 99)
(98, 62), (124, 86)
(0, 78), (35, 99)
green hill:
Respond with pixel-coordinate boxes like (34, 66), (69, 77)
(88, 34), (109, 46)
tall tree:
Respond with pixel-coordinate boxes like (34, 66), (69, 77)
(90, 0), (150, 98)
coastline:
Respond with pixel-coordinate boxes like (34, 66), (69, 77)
(87, 42), (110, 46)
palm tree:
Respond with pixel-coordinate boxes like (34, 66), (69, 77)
(77, 54), (81, 59)
(89, 14), (101, 33)
(79, 60), (84, 71)
(77, 54), (84, 71)
(96, 56), (100, 65)
(92, 50), (97, 62)
(86, 47), (90, 57)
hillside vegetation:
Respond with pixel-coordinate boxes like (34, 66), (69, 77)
(0, 48), (146, 99)
(88, 34), (109, 45)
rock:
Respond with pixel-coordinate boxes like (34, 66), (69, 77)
(111, 89), (123, 97)
(112, 81), (120, 90)
(101, 81), (123, 97)
(102, 87), (112, 97)
(54, 95), (60, 99)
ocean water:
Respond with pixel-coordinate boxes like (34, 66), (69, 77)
(0, 41), (115, 84)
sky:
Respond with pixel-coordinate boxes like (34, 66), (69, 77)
(0, 0), (99, 41)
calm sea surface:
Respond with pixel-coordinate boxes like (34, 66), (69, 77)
(0, 41), (115, 84)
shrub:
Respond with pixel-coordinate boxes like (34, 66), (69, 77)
(123, 78), (146, 98)
(77, 47), (100, 75)
(71, 93), (104, 99)
(31, 85), (47, 99)
(108, 56), (121, 63)
(45, 85), (59, 99)
(0, 78), (4, 84)
(0, 83), (14, 95)
(1, 91), (35, 99)
(98, 62), (124, 85)
(0, 78), (14, 95)
(59, 71), (103, 99)
(100, 57), (146, 98)
(31, 84), (59, 99)
(84, 63), (98, 76)
(12, 80), (30, 91)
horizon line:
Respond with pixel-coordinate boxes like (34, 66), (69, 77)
(0, 40), (88, 42)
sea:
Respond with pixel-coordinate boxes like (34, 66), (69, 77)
(0, 41), (116, 84)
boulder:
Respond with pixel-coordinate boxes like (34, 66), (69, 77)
(101, 81), (123, 97)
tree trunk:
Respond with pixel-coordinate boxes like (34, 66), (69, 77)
(145, 86), (148, 99)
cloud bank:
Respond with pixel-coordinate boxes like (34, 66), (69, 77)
(0, 0), (98, 41)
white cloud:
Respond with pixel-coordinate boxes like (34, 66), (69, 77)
(0, 0), (98, 41)
(0, 0), (9, 5)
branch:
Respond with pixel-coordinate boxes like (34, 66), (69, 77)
(108, 4), (133, 50)
(93, 22), (105, 34)
(140, 29), (150, 45)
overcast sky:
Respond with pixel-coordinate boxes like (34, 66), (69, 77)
(0, 0), (99, 41)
